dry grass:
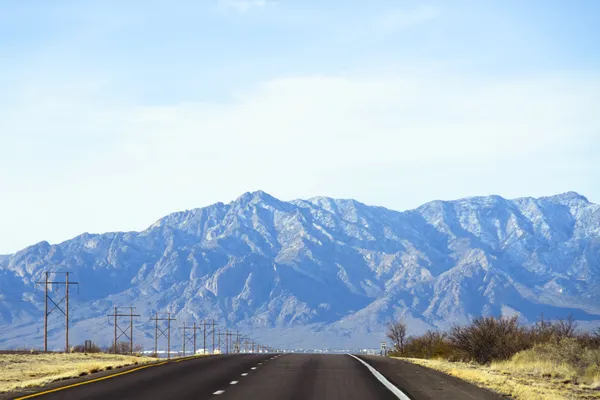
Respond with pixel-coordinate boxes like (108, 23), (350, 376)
(0, 353), (159, 393)
(397, 356), (600, 400)
(499, 340), (600, 389)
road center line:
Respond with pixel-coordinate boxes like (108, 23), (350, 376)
(348, 355), (411, 400)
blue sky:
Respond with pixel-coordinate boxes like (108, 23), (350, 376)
(1, 0), (599, 253)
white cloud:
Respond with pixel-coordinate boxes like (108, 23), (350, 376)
(120, 72), (598, 169)
(1, 69), (599, 253)
(218, 0), (274, 13)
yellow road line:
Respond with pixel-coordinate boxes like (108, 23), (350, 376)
(14, 361), (168, 399)
(13, 355), (209, 399)
(175, 355), (203, 362)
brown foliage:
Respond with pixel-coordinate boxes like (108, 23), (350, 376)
(393, 313), (600, 366)
(449, 316), (532, 364)
(399, 330), (457, 360)
(106, 341), (142, 355)
(386, 320), (408, 352)
(71, 342), (102, 353)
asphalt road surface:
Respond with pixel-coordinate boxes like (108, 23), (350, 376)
(12, 354), (505, 400)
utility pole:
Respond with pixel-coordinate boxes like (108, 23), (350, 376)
(201, 319), (218, 355)
(36, 271), (79, 352)
(180, 322), (198, 356)
(217, 330), (222, 354)
(228, 331), (234, 354)
(107, 307), (140, 354)
(182, 322), (186, 356)
(150, 312), (176, 359)
(212, 320), (216, 354)
(202, 320), (208, 354)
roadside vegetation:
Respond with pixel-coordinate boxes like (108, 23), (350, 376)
(0, 341), (158, 393)
(387, 316), (600, 399)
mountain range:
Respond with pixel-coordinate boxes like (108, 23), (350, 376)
(1, 191), (599, 350)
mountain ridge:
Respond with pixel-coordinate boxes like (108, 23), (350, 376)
(0, 191), (598, 350)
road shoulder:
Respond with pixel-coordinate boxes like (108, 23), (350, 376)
(2, 355), (205, 400)
(356, 355), (506, 400)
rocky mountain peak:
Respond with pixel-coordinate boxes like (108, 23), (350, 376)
(542, 191), (589, 204)
(0, 192), (598, 349)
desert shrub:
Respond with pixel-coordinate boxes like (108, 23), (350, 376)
(391, 313), (600, 368)
(106, 341), (140, 354)
(71, 342), (102, 353)
(576, 331), (600, 350)
(449, 316), (532, 364)
(399, 330), (458, 360)
(531, 314), (580, 345)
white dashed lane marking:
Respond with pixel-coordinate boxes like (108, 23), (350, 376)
(213, 390), (225, 395)
(241, 373), (248, 376)
(251, 367), (257, 370)
(230, 381), (238, 385)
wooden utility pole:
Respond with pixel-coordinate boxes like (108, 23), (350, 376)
(44, 272), (48, 352)
(202, 320), (207, 354)
(107, 307), (140, 354)
(181, 322), (200, 356)
(151, 312), (176, 358)
(212, 320), (216, 354)
(36, 271), (79, 352)
(199, 319), (218, 354)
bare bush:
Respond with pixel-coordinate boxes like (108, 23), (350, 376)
(388, 314), (600, 368)
(554, 315), (579, 340)
(400, 330), (456, 359)
(449, 316), (532, 364)
(71, 342), (102, 353)
(107, 341), (135, 355)
(386, 320), (408, 352)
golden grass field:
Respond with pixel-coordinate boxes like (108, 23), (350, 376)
(0, 353), (159, 393)
(398, 355), (600, 400)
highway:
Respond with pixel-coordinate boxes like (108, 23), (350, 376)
(11, 354), (504, 400)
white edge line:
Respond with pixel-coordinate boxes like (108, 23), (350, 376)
(348, 355), (411, 400)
